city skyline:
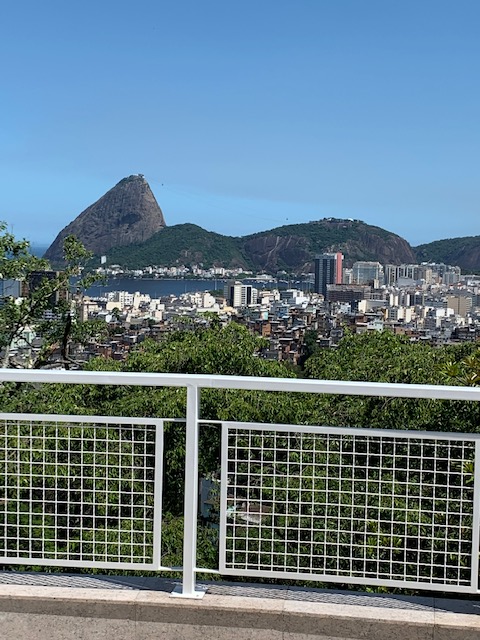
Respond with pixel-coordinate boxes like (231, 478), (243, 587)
(1, 1), (479, 247)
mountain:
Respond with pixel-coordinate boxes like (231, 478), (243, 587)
(107, 223), (252, 270)
(414, 236), (480, 272)
(44, 175), (166, 265)
(104, 218), (416, 272)
(239, 219), (416, 272)
(48, 173), (472, 272)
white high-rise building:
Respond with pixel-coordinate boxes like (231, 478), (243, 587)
(224, 281), (258, 308)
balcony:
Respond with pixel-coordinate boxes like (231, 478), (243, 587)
(0, 369), (480, 638)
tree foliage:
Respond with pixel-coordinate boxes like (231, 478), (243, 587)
(124, 323), (291, 377)
(414, 234), (480, 272)
(0, 224), (100, 368)
(106, 223), (252, 270)
(2, 314), (480, 583)
(303, 331), (480, 433)
(442, 349), (480, 387)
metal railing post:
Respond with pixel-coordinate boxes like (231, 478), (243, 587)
(471, 440), (480, 592)
(172, 383), (206, 598)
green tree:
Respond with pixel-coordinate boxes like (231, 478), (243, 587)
(124, 323), (290, 377)
(303, 330), (480, 432)
(4, 321), (480, 581)
(0, 225), (98, 368)
(299, 328), (320, 366)
(304, 330), (445, 384)
(442, 348), (480, 387)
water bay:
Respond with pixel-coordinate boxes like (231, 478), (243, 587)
(86, 278), (227, 298)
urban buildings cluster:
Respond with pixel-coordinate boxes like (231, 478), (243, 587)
(2, 256), (480, 368)
(97, 263), (251, 280)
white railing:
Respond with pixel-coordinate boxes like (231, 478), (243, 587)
(219, 422), (480, 592)
(0, 414), (164, 571)
(0, 368), (480, 598)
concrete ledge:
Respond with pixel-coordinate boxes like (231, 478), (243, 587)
(0, 573), (478, 639)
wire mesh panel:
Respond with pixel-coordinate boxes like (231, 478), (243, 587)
(0, 413), (163, 570)
(220, 423), (480, 592)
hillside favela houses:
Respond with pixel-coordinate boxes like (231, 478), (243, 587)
(3, 253), (480, 369)
(58, 260), (480, 363)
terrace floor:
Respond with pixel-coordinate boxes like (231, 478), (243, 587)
(0, 571), (479, 639)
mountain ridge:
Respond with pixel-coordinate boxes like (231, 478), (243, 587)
(414, 235), (480, 271)
(105, 218), (417, 272)
(105, 221), (480, 273)
(42, 176), (480, 272)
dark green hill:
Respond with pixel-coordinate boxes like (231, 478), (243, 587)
(239, 218), (416, 272)
(103, 218), (417, 272)
(105, 223), (251, 270)
(414, 236), (480, 272)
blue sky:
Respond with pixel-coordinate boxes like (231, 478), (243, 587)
(1, 0), (479, 248)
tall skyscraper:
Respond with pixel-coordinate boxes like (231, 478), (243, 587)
(314, 252), (343, 297)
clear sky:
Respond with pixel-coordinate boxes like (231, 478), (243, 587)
(1, 0), (479, 248)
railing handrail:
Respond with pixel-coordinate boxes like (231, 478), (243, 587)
(1, 367), (480, 401)
(213, 418), (480, 440)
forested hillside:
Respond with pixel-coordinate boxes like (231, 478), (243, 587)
(415, 235), (480, 271)
(106, 223), (252, 270)
(101, 218), (417, 272)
